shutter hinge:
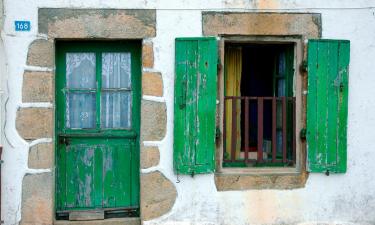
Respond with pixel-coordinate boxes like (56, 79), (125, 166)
(215, 127), (221, 139)
(300, 60), (308, 73)
(300, 128), (307, 140)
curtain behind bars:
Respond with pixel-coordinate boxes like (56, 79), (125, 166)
(225, 47), (242, 159)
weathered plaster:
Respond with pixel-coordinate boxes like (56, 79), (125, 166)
(2, 1), (375, 225)
(0, 0), (3, 30)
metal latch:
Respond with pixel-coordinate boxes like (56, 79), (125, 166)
(59, 137), (70, 146)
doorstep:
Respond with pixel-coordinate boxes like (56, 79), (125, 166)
(54, 218), (140, 225)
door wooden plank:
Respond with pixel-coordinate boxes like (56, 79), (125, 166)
(103, 141), (132, 208)
(65, 144), (97, 209)
(56, 142), (67, 210)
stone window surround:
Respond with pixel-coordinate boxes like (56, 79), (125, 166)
(18, 8), (176, 225)
(202, 12), (321, 191)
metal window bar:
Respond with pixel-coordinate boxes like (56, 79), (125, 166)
(223, 96), (296, 165)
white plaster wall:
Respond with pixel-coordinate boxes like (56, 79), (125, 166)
(2, 0), (375, 225)
(0, 0), (5, 147)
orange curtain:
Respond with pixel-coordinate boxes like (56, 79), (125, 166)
(225, 47), (242, 160)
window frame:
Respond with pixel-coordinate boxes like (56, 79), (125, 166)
(216, 36), (305, 175)
(56, 41), (141, 138)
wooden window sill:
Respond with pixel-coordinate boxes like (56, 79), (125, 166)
(214, 168), (308, 191)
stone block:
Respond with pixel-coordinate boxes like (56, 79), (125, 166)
(38, 9), (156, 39)
(22, 71), (53, 102)
(142, 72), (163, 97)
(16, 108), (53, 140)
(141, 100), (166, 141)
(214, 172), (308, 191)
(28, 142), (53, 169)
(141, 146), (160, 169)
(26, 39), (54, 67)
(141, 171), (177, 220)
(203, 12), (321, 38)
(20, 173), (53, 225)
(142, 42), (154, 68)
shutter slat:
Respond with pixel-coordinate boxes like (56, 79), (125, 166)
(316, 41), (329, 166)
(174, 37), (217, 175)
(306, 40), (318, 170)
(307, 39), (350, 173)
(337, 41), (350, 173)
(174, 40), (189, 167)
(326, 41), (339, 165)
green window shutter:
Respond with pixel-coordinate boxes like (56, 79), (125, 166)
(174, 37), (218, 175)
(307, 39), (350, 173)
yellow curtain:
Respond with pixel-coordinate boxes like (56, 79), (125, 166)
(225, 47), (242, 159)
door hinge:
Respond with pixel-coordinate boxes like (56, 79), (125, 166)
(59, 137), (70, 146)
(300, 128), (307, 140)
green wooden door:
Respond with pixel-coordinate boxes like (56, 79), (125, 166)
(55, 41), (141, 214)
(306, 39), (350, 173)
(174, 37), (217, 175)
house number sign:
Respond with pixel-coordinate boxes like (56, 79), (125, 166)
(15, 21), (31, 31)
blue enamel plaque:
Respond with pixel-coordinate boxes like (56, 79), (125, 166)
(15, 21), (31, 31)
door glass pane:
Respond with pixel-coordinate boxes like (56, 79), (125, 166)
(101, 91), (131, 128)
(66, 53), (96, 89)
(102, 53), (131, 89)
(66, 93), (96, 128)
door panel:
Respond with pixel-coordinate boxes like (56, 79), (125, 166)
(64, 140), (102, 209)
(56, 41), (141, 214)
(102, 140), (133, 208)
